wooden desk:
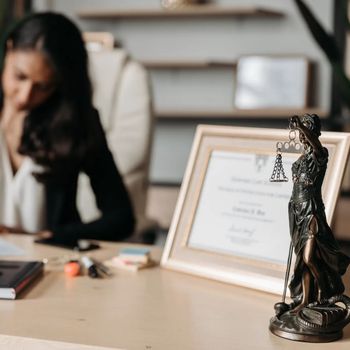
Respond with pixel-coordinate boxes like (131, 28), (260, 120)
(0, 234), (350, 350)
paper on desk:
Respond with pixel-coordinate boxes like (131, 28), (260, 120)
(0, 334), (125, 350)
(0, 238), (24, 256)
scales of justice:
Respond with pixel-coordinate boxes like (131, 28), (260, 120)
(269, 114), (350, 342)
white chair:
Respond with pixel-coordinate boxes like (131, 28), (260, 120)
(77, 46), (156, 240)
(82, 32), (115, 51)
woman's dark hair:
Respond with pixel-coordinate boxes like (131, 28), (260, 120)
(1, 12), (99, 182)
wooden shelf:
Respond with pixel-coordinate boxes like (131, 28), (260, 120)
(77, 6), (285, 20)
(142, 60), (237, 69)
(156, 108), (327, 119)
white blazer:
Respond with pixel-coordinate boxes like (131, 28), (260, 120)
(0, 131), (46, 233)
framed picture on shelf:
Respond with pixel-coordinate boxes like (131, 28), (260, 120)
(234, 56), (312, 110)
(161, 125), (350, 294)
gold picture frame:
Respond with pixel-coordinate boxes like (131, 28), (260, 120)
(161, 125), (350, 295)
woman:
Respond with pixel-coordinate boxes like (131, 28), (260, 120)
(0, 12), (135, 244)
(288, 114), (350, 312)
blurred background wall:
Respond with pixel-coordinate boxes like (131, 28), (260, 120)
(32, 0), (334, 184)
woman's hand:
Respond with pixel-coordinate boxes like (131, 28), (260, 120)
(0, 225), (27, 234)
(0, 225), (9, 233)
(289, 116), (302, 130)
(0, 226), (52, 239)
(36, 230), (53, 240)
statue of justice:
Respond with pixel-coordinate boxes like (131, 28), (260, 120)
(269, 114), (350, 342)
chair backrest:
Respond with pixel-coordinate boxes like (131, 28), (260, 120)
(83, 32), (115, 51)
(77, 48), (154, 235)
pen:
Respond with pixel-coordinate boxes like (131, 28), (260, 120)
(81, 256), (100, 278)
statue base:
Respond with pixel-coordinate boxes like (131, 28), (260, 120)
(269, 295), (350, 343)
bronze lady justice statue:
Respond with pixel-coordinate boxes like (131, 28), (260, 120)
(269, 114), (350, 342)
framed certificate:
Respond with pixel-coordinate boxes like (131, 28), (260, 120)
(161, 125), (350, 295)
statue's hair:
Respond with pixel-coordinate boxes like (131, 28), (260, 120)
(301, 114), (321, 137)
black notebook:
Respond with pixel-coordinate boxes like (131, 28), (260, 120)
(0, 260), (44, 299)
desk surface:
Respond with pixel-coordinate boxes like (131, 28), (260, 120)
(0, 234), (350, 350)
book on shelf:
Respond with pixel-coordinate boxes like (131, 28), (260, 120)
(0, 260), (44, 300)
(118, 247), (151, 263)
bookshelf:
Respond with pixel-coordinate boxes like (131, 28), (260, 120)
(77, 6), (285, 20)
(142, 60), (237, 69)
(155, 108), (327, 120)
(73, 1), (332, 185)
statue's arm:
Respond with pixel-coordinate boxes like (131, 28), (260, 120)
(290, 116), (324, 157)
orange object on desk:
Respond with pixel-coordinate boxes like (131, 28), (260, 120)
(64, 261), (80, 277)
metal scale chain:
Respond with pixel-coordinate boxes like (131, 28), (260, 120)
(270, 142), (288, 182)
(269, 129), (301, 182)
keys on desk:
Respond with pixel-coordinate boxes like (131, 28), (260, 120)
(81, 256), (112, 278)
